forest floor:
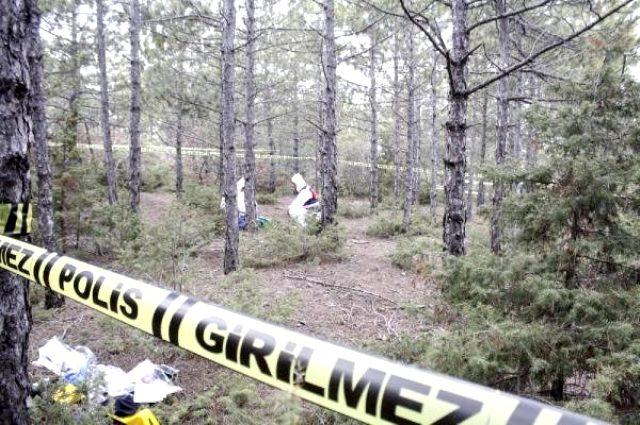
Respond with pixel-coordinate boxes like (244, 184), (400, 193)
(27, 187), (453, 423)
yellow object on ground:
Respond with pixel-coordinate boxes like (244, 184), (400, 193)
(111, 408), (160, 425)
(52, 383), (85, 404)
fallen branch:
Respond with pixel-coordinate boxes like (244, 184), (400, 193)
(283, 271), (398, 305)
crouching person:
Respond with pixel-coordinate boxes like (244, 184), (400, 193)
(288, 173), (319, 226)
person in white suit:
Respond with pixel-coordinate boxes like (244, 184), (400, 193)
(288, 173), (318, 226)
(220, 178), (252, 229)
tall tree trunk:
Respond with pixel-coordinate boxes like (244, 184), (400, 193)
(402, 34), (417, 233)
(443, 0), (469, 256)
(292, 109), (300, 174)
(476, 90), (488, 207)
(96, 0), (117, 205)
(175, 107), (184, 199)
(320, 0), (338, 228)
(0, 0), (36, 420)
(222, 0), (239, 273)
(243, 0), (257, 231)
(490, 0), (510, 254)
(268, 116), (276, 193)
(429, 51), (439, 219)
(414, 97), (422, 205)
(29, 5), (64, 309)
(392, 33), (402, 199)
(368, 37), (379, 210)
(128, 0), (142, 213)
(315, 64), (323, 188)
(64, 0), (81, 164)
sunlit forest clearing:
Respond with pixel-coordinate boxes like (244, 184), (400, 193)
(1, 0), (639, 424)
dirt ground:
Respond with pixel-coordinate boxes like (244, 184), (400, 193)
(28, 190), (438, 419)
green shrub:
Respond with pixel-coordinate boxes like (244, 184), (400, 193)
(338, 201), (370, 219)
(390, 237), (437, 272)
(183, 182), (222, 213)
(141, 163), (172, 192)
(241, 222), (344, 268)
(256, 192), (278, 205)
(366, 211), (402, 238)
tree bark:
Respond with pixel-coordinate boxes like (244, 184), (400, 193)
(243, 0), (257, 231)
(175, 107), (184, 199)
(392, 33), (402, 199)
(0, 0), (36, 420)
(63, 0), (81, 165)
(476, 90), (488, 207)
(222, 0), (239, 273)
(315, 64), (323, 188)
(320, 0), (338, 228)
(368, 37), (379, 210)
(96, 0), (118, 205)
(429, 51), (439, 219)
(490, 0), (510, 254)
(128, 0), (142, 213)
(442, 0), (469, 256)
(28, 4), (64, 309)
(402, 33), (417, 233)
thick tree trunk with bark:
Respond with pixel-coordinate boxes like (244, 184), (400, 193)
(320, 0), (338, 228)
(128, 0), (142, 213)
(402, 34), (417, 233)
(222, 0), (239, 272)
(96, 0), (117, 205)
(368, 38), (379, 210)
(243, 0), (257, 231)
(175, 107), (184, 199)
(0, 0), (36, 420)
(429, 51), (439, 219)
(442, 0), (469, 256)
(491, 0), (510, 254)
(29, 6), (64, 309)
(392, 33), (401, 199)
(315, 64), (323, 188)
(476, 90), (488, 207)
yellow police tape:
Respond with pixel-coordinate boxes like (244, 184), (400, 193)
(0, 203), (32, 236)
(0, 235), (602, 425)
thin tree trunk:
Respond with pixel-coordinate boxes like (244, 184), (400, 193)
(429, 51), (439, 219)
(315, 64), (323, 188)
(466, 118), (474, 221)
(320, 0), (338, 228)
(402, 34), (417, 233)
(392, 33), (401, 199)
(128, 0), (142, 213)
(96, 0), (117, 205)
(64, 0), (81, 164)
(268, 116), (276, 193)
(368, 37), (379, 210)
(476, 90), (488, 207)
(293, 109), (300, 174)
(243, 0), (257, 231)
(29, 5), (64, 309)
(442, 0), (469, 256)
(414, 97), (422, 205)
(222, 0), (239, 273)
(491, 0), (510, 254)
(175, 107), (184, 199)
(0, 0), (36, 419)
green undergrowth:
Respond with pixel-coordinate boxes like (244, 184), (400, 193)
(337, 201), (370, 219)
(241, 222), (344, 268)
(256, 192), (279, 205)
(365, 209), (436, 238)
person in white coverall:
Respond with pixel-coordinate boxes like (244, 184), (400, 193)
(288, 173), (318, 226)
(220, 178), (252, 229)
